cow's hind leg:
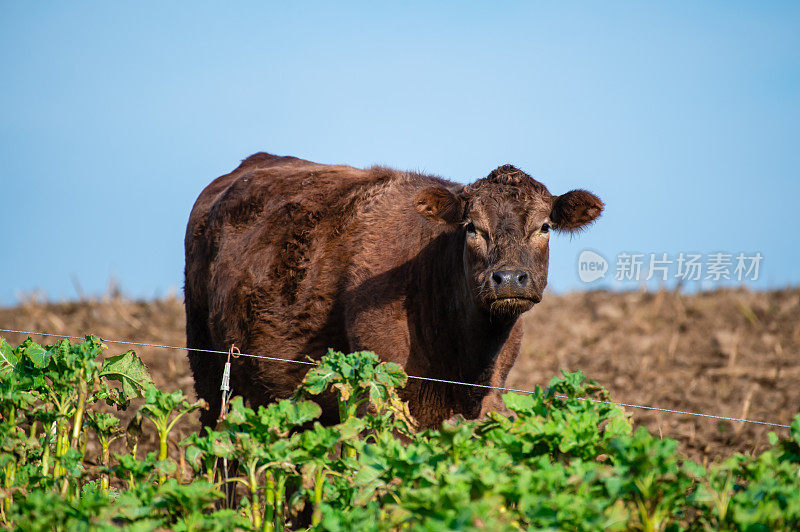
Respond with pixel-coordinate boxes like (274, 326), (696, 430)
(186, 317), (224, 429)
(188, 351), (224, 429)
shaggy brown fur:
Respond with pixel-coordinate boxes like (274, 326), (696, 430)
(185, 153), (603, 428)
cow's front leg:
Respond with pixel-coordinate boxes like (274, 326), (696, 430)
(479, 389), (507, 418)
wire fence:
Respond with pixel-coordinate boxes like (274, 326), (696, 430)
(0, 326), (791, 429)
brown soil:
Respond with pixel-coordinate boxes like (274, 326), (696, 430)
(1, 287), (798, 463)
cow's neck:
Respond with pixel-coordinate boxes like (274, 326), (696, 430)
(410, 231), (518, 390)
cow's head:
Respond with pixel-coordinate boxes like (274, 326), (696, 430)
(414, 165), (603, 319)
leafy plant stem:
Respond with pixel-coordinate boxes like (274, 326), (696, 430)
(311, 464), (324, 527)
(69, 381), (87, 448)
(159, 431), (168, 462)
(710, 471), (734, 524)
(633, 485), (661, 532)
(274, 472), (286, 532)
(3, 460), (14, 521)
(264, 471), (275, 532)
(247, 460), (262, 529)
(100, 438), (111, 494)
(54, 420), (69, 477)
(41, 425), (52, 477)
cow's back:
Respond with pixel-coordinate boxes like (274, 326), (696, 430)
(184, 153), (408, 424)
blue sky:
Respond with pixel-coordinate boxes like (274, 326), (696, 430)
(1, 2), (798, 303)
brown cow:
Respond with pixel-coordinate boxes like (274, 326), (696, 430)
(185, 153), (603, 428)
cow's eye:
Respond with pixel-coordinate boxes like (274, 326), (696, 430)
(465, 222), (477, 236)
(541, 223), (550, 234)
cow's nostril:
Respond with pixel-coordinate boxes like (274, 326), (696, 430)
(491, 270), (532, 294)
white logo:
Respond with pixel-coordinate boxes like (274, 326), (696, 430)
(578, 250), (608, 283)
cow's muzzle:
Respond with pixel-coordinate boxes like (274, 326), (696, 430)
(486, 269), (542, 316)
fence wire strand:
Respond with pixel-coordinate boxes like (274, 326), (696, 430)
(0, 326), (791, 429)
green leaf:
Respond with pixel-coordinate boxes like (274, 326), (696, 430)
(185, 445), (203, 467)
(25, 342), (51, 368)
(768, 431), (779, 446)
(86, 411), (121, 434)
(0, 338), (20, 375)
(100, 350), (153, 401)
(502, 392), (537, 415)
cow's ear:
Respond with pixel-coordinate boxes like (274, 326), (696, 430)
(414, 186), (464, 225)
(550, 189), (604, 233)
